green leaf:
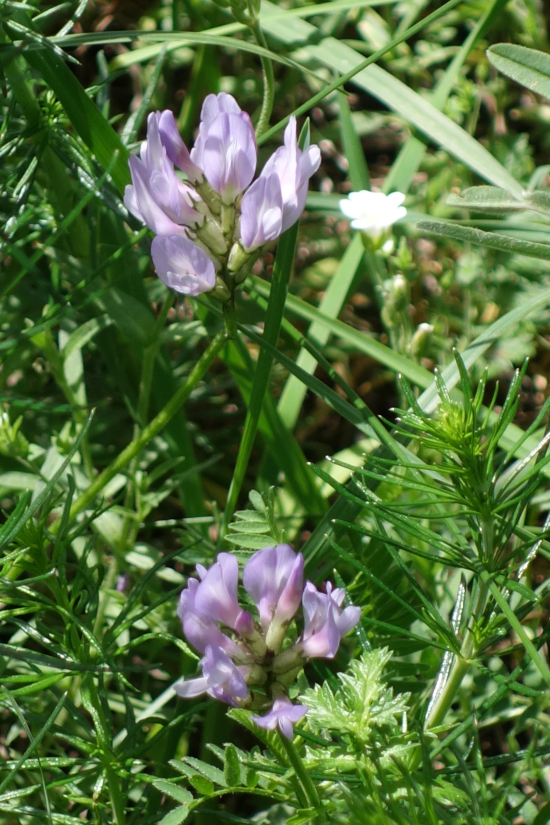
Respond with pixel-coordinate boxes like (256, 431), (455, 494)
(417, 220), (550, 261)
(62, 315), (113, 358)
(228, 521), (271, 534)
(0, 412), (93, 551)
(186, 774), (214, 796)
(487, 43), (550, 99)
(158, 807), (192, 825)
(94, 287), (157, 344)
(225, 534), (278, 549)
(446, 186), (526, 213)
(222, 186), (322, 531)
(152, 781), (194, 806)
(276, 237), (365, 431)
(181, 757), (226, 788)
(338, 92), (370, 191)
(224, 743), (242, 788)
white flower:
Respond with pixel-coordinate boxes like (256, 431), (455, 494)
(339, 190), (406, 247)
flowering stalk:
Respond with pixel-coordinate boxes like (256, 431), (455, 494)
(124, 94), (320, 337)
(278, 733), (325, 823)
(175, 544), (361, 739)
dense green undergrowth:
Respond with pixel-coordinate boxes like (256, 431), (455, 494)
(3, 0), (550, 821)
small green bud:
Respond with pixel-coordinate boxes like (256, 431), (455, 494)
(410, 322), (434, 358)
(388, 273), (409, 312)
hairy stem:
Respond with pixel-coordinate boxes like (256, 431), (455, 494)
(250, 20), (274, 137)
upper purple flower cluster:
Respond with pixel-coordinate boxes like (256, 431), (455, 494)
(124, 94), (321, 299)
(174, 544), (361, 738)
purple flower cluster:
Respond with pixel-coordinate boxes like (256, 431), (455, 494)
(125, 94), (321, 298)
(175, 545), (361, 738)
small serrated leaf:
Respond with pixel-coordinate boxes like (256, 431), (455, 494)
(158, 806), (192, 825)
(183, 757), (227, 787)
(152, 781), (193, 805)
(249, 490), (266, 512)
(225, 534), (277, 549)
(224, 743), (242, 787)
(187, 774), (214, 796)
(229, 521), (271, 534)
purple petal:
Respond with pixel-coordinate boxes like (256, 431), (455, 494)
(239, 175), (283, 251)
(125, 157), (185, 236)
(157, 110), (202, 180)
(201, 645), (250, 706)
(151, 235), (215, 296)
(174, 675), (210, 698)
(337, 605), (362, 636)
(177, 580), (241, 657)
(194, 553), (254, 632)
(199, 92), (241, 129)
(258, 116), (320, 233)
(243, 544), (303, 628)
(200, 113), (256, 202)
(251, 697), (308, 739)
(299, 581), (360, 660)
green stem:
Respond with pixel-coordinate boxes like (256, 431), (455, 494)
(250, 20), (274, 137)
(223, 300), (238, 339)
(55, 329), (226, 528)
(279, 734), (325, 823)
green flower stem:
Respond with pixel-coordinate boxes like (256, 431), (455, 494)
(279, 734), (325, 823)
(223, 300), (238, 339)
(250, 20), (274, 138)
(54, 329), (226, 529)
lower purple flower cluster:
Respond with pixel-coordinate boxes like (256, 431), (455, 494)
(124, 94), (321, 300)
(175, 544), (361, 738)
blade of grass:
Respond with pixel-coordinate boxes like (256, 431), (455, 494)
(260, 0), (522, 194)
(418, 219), (550, 261)
(222, 336), (325, 516)
(221, 218), (307, 537)
(276, 235), (365, 430)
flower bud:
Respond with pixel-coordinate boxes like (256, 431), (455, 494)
(411, 322), (434, 358)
